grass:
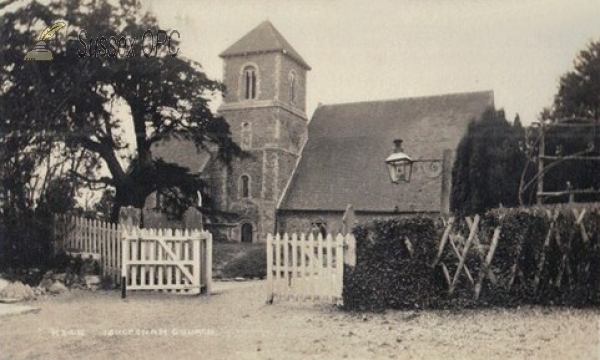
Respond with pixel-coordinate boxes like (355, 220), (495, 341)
(212, 242), (265, 279)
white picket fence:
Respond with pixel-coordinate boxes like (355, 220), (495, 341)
(54, 215), (121, 282)
(266, 233), (356, 304)
(121, 228), (212, 295)
(54, 215), (212, 295)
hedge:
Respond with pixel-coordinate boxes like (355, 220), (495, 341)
(343, 204), (600, 311)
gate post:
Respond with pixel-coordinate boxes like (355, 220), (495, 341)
(342, 204), (357, 235)
(344, 235), (356, 267)
(119, 206), (141, 298)
(205, 232), (212, 295)
(266, 234), (274, 304)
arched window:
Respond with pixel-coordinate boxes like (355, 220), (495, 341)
(240, 175), (250, 199)
(241, 122), (252, 149)
(243, 66), (257, 100)
(289, 71), (297, 103)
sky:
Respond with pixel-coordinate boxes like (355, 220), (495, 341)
(142, 0), (600, 125)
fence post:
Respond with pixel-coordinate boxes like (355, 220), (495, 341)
(266, 234), (274, 303)
(191, 233), (200, 294)
(119, 206), (140, 298)
(205, 231), (212, 296)
(342, 204), (357, 235)
(344, 234), (356, 267)
(121, 232), (129, 299)
(335, 234), (345, 303)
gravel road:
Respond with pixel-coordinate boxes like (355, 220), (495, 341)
(0, 280), (598, 360)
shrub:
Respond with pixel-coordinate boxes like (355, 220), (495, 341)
(343, 204), (600, 311)
(1, 206), (55, 272)
(343, 216), (443, 311)
(221, 246), (267, 279)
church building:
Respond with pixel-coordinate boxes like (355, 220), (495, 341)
(149, 21), (495, 242)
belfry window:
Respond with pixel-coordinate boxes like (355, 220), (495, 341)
(244, 67), (257, 100)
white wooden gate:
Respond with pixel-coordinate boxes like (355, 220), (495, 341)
(266, 233), (356, 304)
(121, 228), (212, 295)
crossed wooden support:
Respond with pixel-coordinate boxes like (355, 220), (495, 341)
(432, 209), (595, 300)
(432, 215), (501, 299)
(533, 208), (591, 292)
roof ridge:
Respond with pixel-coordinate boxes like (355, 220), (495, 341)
(316, 90), (494, 109)
(264, 21), (283, 49)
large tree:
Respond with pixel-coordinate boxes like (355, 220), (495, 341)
(450, 109), (528, 215)
(0, 0), (241, 221)
(550, 40), (600, 120)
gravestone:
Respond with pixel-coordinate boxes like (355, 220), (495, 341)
(143, 209), (166, 229)
(119, 206), (141, 231)
(183, 207), (203, 230)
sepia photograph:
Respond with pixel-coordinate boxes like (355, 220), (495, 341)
(1, 0), (600, 359)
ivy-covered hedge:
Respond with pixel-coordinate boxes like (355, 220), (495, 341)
(343, 204), (600, 311)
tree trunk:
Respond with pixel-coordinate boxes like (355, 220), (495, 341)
(110, 182), (147, 223)
(108, 105), (156, 223)
(109, 159), (156, 223)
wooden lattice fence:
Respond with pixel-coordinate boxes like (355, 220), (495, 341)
(432, 215), (501, 299)
(432, 208), (600, 300)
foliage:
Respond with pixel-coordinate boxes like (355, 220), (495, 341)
(0, 0), (242, 222)
(549, 40), (600, 120)
(90, 188), (115, 221)
(0, 205), (54, 271)
(344, 216), (442, 312)
(451, 109), (529, 215)
(0, 174), (79, 272)
(220, 246), (267, 279)
(343, 205), (600, 311)
(37, 177), (78, 214)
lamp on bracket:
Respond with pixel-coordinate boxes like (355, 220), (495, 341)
(385, 139), (414, 183)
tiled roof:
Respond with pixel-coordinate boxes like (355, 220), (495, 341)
(151, 137), (212, 173)
(278, 91), (495, 213)
(220, 21), (311, 70)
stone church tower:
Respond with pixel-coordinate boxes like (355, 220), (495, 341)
(208, 21), (310, 242)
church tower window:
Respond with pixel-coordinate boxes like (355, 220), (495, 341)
(241, 122), (252, 149)
(289, 71), (296, 103)
(243, 66), (257, 100)
(240, 175), (250, 199)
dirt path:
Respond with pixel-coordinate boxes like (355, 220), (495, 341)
(0, 280), (598, 360)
